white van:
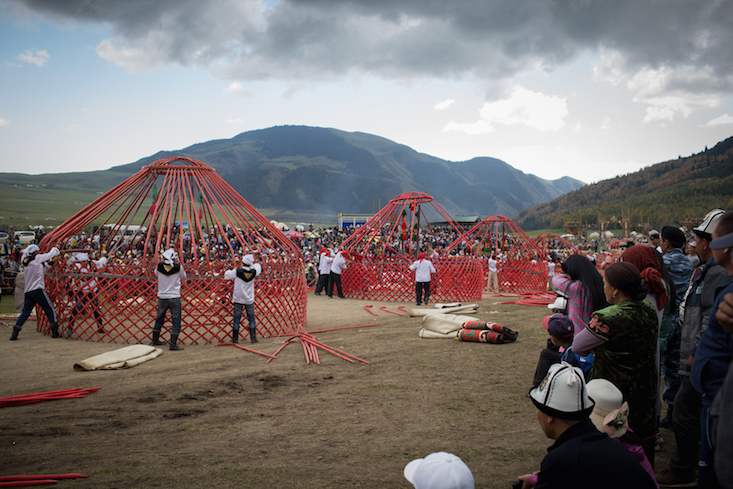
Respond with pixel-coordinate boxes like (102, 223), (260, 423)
(14, 231), (36, 245)
(100, 225), (147, 245)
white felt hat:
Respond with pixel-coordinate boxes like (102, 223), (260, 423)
(404, 452), (474, 489)
(528, 362), (594, 419)
(586, 379), (629, 438)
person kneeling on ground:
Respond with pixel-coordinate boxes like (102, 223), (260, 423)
(517, 362), (656, 489)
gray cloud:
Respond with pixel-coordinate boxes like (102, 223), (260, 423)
(8, 0), (733, 95)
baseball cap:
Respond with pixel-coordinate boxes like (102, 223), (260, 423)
(404, 452), (474, 489)
(528, 362), (594, 419)
(710, 231), (733, 250)
(542, 314), (574, 341)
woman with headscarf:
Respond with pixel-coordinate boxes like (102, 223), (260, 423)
(10, 244), (61, 340)
(552, 254), (608, 335)
(573, 262), (659, 465)
(409, 252), (436, 306)
(621, 244), (670, 327)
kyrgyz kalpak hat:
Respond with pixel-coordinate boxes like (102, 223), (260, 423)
(528, 362), (594, 419)
(693, 209), (725, 240)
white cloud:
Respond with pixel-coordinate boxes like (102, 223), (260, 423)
(446, 85), (568, 134)
(65, 124), (77, 132)
(0, 118), (9, 127)
(226, 117), (244, 124)
(17, 48), (49, 67)
(705, 113), (733, 127)
(224, 82), (251, 97)
(434, 99), (455, 111)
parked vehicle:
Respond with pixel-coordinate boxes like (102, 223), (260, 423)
(14, 231), (36, 245)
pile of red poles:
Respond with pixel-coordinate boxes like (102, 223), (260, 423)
(0, 388), (100, 408)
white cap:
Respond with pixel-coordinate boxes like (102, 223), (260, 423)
(21, 244), (40, 260)
(528, 362), (594, 419)
(547, 296), (567, 311)
(404, 452), (474, 489)
(161, 249), (177, 265)
(586, 379), (629, 438)
(243, 254), (254, 266)
(72, 252), (89, 262)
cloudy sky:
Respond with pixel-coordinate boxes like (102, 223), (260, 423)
(1, 0), (732, 184)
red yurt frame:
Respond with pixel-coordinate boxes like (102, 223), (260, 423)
(532, 232), (585, 260)
(338, 192), (483, 303)
(36, 157), (307, 345)
(444, 215), (548, 293)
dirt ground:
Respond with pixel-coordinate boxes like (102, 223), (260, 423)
(0, 292), (674, 488)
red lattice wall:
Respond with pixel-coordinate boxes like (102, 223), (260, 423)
(37, 157), (307, 344)
(339, 192), (483, 302)
(445, 215), (549, 294)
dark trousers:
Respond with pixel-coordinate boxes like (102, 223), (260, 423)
(16, 288), (57, 328)
(154, 297), (182, 335)
(71, 292), (103, 327)
(315, 273), (328, 294)
(415, 282), (430, 304)
(662, 322), (682, 404)
(329, 272), (343, 298)
(669, 377), (701, 478)
(699, 399), (720, 488)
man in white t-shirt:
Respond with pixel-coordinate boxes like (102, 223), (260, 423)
(487, 255), (498, 292)
(224, 253), (262, 343)
(328, 251), (349, 298)
(152, 249), (187, 351)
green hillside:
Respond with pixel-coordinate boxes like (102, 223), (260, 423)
(515, 136), (733, 230)
(0, 126), (584, 230)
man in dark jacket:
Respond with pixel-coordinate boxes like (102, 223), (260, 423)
(517, 363), (656, 489)
(658, 209), (727, 487)
(691, 211), (733, 489)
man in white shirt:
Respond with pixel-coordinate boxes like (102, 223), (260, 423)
(67, 252), (108, 337)
(409, 252), (436, 305)
(152, 249), (187, 351)
(487, 255), (499, 292)
(11, 244), (61, 340)
(224, 254), (262, 343)
(328, 251), (349, 298)
(314, 248), (332, 296)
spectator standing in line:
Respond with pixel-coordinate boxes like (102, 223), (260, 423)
(657, 209), (726, 487)
(552, 254), (607, 335)
(409, 252), (436, 306)
(659, 226), (695, 429)
(690, 211), (733, 488)
(223, 253), (262, 344)
(10, 244), (61, 340)
(152, 249), (187, 351)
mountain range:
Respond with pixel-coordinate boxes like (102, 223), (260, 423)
(1, 126), (584, 224)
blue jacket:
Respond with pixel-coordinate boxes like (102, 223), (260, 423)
(691, 278), (733, 401)
(663, 248), (694, 323)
